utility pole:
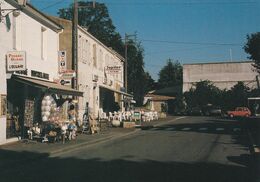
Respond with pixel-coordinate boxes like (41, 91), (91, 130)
(72, 0), (78, 90)
(124, 33), (128, 92)
(72, 1), (95, 90)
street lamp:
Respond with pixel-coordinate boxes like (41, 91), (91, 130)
(0, 0), (27, 21)
(0, 0), (27, 20)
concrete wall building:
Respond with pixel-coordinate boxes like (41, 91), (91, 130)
(183, 61), (258, 93)
(0, 0), (63, 144)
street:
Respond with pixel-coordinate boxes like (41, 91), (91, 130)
(0, 116), (257, 182)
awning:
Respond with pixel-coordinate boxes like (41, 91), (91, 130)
(12, 75), (83, 97)
(99, 85), (133, 97)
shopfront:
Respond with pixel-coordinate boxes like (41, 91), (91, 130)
(99, 85), (133, 113)
(6, 75), (83, 139)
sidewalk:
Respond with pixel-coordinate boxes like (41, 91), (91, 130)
(0, 116), (178, 155)
(0, 127), (135, 155)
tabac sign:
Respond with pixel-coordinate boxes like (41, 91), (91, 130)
(58, 51), (67, 73)
(105, 65), (122, 74)
(6, 51), (26, 72)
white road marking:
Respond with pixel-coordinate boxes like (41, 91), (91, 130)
(233, 128), (241, 132)
(199, 128), (208, 131)
(150, 128), (160, 131)
(216, 128), (225, 131)
(165, 128), (175, 131)
(165, 128), (173, 131)
(182, 127), (191, 131)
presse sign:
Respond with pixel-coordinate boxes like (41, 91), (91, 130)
(6, 51), (26, 72)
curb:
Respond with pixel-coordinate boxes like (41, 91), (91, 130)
(153, 116), (186, 127)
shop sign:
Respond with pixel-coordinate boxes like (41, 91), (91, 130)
(60, 79), (71, 86)
(31, 70), (49, 80)
(61, 70), (76, 79)
(6, 51), (26, 72)
(58, 51), (67, 73)
(92, 74), (98, 82)
(105, 65), (122, 74)
(108, 80), (113, 86)
(103, 77), (107, 84)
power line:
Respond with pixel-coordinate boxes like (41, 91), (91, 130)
(140, 39), (243, 46)
(105, 1), (257, 6)
(40, 0), (67, 11)
(145, 45), (219, 55)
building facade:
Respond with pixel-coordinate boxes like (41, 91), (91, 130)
(0, 0), (82, 144)
(50, 17), (129, 120)
(183, 61), (258, 93)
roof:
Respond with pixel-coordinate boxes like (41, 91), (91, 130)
(145, 94), (175, 101)
(12, 75), (83, 96)
(5, 0), (63, 32)
(183, 60), (253, 66)
(149, 86), (182, 96)
(49, 16), (125, 62)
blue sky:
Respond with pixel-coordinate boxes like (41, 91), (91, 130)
(30, 0), (260, 80)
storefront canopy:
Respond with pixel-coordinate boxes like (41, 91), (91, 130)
(12, 75), (83, 97)
(99, 85), (133, 97)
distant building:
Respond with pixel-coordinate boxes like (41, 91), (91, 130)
(183, 61), (258, 93)
(144, 94), (175, 113)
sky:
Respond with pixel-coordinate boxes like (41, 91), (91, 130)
(29, 0), (260, 80)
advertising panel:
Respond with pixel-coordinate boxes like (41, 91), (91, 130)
(6, 51), (26, 72)
(105, 65), (122, 74)
(58, 51), (66, 73)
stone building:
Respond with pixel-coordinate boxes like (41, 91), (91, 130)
(50, 16), (130, 120)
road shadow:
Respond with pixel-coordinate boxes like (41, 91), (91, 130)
(0, 149), (254, 182)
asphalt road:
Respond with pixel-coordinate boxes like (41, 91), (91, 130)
(0, 116), (257, 182)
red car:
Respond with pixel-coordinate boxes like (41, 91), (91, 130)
(227, 107), (251, 118)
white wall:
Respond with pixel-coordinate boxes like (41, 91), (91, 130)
(0, 0), (60, 144)
(0, 0), (12, 144)
(183, 61), (258, 92)
(16, 13), (59, 81)
(77, 28), (124, 119)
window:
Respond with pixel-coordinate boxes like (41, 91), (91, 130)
(82, 39), (88, 64)
(78, 35), (82, 60)
(12, 15), (21, 50)
(99, 49), (103, 70)
(41, 27), (47, 60)
(93, 44), (97, 67)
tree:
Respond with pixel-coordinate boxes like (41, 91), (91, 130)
(244, 32), (260, 73)
(126, 40), (147, 106)
(184, 80), (221, 108)
(158, 59), (182, 89)
(58, 1), (124, 56)
(230, 82), (250, 108)
(143, 72), (155, 93)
